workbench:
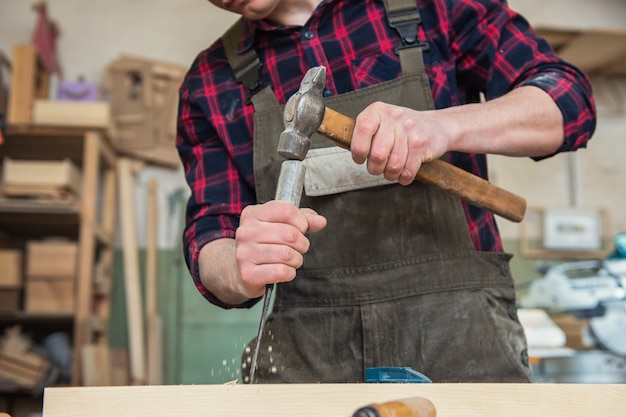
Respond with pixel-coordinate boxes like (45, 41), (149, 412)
(42, 383), (625, 417)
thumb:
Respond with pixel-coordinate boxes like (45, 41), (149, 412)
(302, 208), (327, 233)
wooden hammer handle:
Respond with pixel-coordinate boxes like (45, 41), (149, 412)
(318, 107), (526, 223)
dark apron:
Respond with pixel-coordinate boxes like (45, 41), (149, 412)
(224, 3), (532, 384)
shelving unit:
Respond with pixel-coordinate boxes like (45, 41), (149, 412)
(0, 125), (117, 387)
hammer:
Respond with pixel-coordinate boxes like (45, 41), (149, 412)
(278, 66), (527, 223)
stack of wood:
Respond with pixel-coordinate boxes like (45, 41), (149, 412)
(0, 157), (82, 205)
(0, 326), (50, 391)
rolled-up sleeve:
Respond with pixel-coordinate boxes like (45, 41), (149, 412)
(451, 0), (596, 155)
(176, 51), (258, 309)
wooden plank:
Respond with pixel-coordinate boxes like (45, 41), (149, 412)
(110, 348), (130, 386)
(146, 316), (163, 385)
(42, 384), (626, 417)
(32, 100), (110, 128)
(605, 56), (626, 76)
(71, 131), (101, 385)
(534, 26), (581, 50)
(7, 44), (37, 125)
(146, 179), (163, 385)
(2, 158), (82, 194)
(145, 179), (158, 320)
(81, 343), (112, 386)
(117, 158), (146, 385)
(555, 29), (626, 75)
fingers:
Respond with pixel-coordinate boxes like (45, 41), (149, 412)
(235, 201), (327, 289)
(351, 102), (443, 185)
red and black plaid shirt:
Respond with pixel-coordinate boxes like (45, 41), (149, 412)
(177, 0), (596, 306)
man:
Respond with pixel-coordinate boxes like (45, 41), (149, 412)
(176, 0), (596, 383)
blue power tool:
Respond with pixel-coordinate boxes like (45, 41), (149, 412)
(365, 367), (432, 383)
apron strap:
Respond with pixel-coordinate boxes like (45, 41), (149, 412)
(383, 0), (430, 75)
(222, 18), (278, 109)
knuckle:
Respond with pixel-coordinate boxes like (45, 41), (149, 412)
(368, 145), (388, 163)
(274, 264), (296, 282)
(277, 246), (294, 263)
(283, 227), (301, 245)
(386, 157), (403, 174)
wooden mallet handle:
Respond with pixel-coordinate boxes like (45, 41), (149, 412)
(318, 107), (527, 223)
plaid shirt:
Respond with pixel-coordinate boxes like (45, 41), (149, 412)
(177, 0), (596, 306)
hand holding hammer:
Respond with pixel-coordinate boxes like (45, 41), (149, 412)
(279, 66), (527, 223)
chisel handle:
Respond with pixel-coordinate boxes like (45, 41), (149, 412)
(352, 397), (437, 417)
(318, 107), (526, 223)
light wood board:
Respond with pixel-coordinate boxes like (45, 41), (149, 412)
(42, 383), (625, 417)
(117, 158), (146, 385)
(146, 178), (163, 385)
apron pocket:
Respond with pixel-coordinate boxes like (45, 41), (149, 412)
(303, 147), (396, 196)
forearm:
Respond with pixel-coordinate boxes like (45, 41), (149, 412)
(198, 238), (253, 306)
(443, 86), (563, 158)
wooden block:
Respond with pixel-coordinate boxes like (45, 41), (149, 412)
(0, 249), (22, 287)
(32, 100), (110, 128)
(24, 278), (74, 314)
(0, 288), (20, 312)
(3, 158), (82, 197)
(26, 240), (78, 278)
(7, 44), (48, 125)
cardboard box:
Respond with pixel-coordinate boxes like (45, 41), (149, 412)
(0, 249), (22, 287)
(24, 277), (74, 314)
(26, 240), (78, 278)
(0, 288), (20, 312)
(2, 158), (82, 197)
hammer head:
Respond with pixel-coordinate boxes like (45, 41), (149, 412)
(278, 66), (327, 160)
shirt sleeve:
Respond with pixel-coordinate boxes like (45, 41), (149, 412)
(176, 51), (259, 309)
(450, 0), (596, 156)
